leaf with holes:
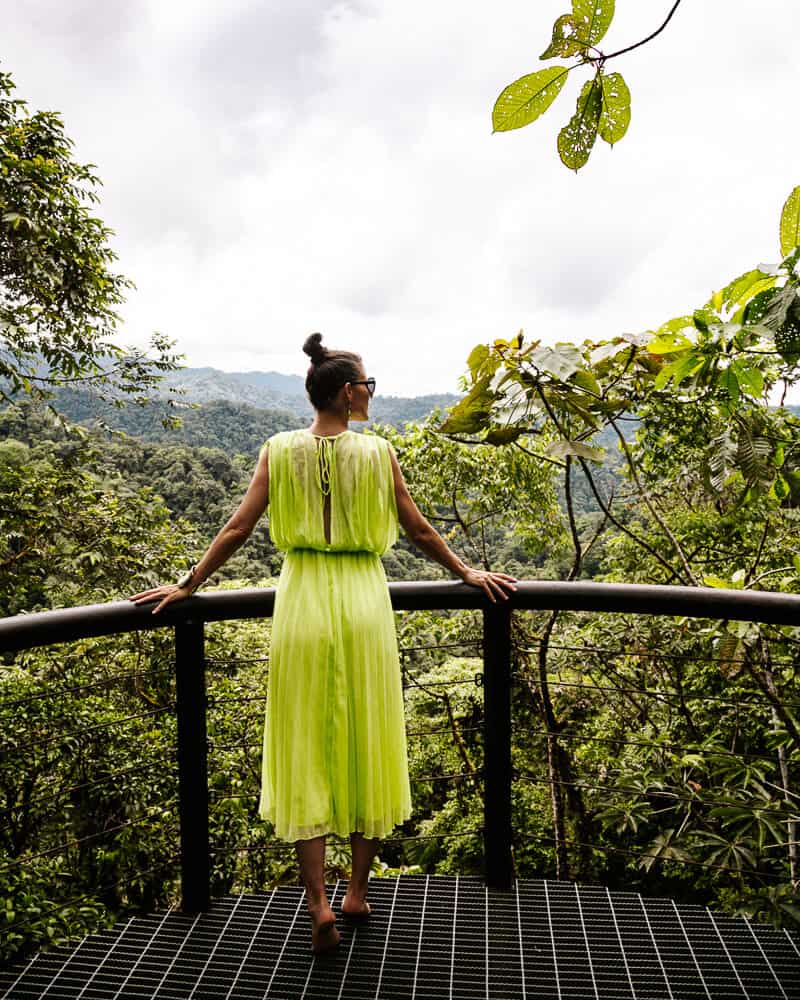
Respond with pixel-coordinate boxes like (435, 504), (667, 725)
(780, 185), (800, 257)
(598, 72), (630, 145)
(558, 76), (602, 171)
(493, 67), (571, 133)
(540, 14), (586, 59)
(716, 269), (775, 321)
(730, 362), (764, 399)
(572, 0), (615, 46)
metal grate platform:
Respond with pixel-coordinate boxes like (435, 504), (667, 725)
(2, 876), (799, 999)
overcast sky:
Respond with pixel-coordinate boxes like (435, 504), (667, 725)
(4, 1), (799, 396)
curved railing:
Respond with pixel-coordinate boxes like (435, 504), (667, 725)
(2, 579), (799, 959)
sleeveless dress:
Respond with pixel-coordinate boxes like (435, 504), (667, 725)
(258, 428), (413, 842)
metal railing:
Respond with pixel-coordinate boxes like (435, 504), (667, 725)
(2, 579), (799, 922)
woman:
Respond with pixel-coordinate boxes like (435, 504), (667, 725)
(130, 333), (517, 955)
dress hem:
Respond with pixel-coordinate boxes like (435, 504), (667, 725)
(257, 806), (413, 844)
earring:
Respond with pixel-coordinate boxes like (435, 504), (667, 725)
(346, 399), (351, 421)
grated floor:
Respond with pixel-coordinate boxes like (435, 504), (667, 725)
(1, 876), (799, 999)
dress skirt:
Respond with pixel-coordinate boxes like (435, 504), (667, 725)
(258, 547), (413, 842)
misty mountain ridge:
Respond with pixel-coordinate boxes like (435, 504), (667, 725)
(156, 366), (459, 421)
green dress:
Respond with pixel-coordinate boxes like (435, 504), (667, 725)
(258, 428), (413, 842)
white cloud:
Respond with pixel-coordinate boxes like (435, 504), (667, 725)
(3, 0), (800, 398)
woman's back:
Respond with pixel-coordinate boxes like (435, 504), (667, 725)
(266, 428), (398, 555)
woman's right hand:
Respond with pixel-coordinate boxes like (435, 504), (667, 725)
(128, 584), (194, 615)
(460, 567), (518, 604)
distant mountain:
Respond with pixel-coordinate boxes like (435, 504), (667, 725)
(154, 366), (459, 423)
(45, 365), (460, 456)
(52, 393), (306, 456)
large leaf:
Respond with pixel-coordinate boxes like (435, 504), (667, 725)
(590, 339), (631, 365)
(439, 377), (495, 433)
(541, 14), (586, 59)
(598, 72), (630, 145)
(779, 185), (800, 257)
(572, 0), (615, 46)
(653, 353), (701, 391)
(707, 429), (738, 492)
(647, 330), (693, 355)
(547, 439), (605, 462)
(718, 366), (740, 404)
(493, 67), (571, 133)
(529, 343), (583, 380)
(466, 343), (489, 376)
(716, 269), (775, 319)
(484, 426), (527, 445)
(557, 76), (602, 171)
(730, 361), (764, 399)
(570, 368), (601, 396)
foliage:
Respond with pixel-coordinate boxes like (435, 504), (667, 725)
(430, 185), (800, 923)
(374, 414), (563, 572)
(493, 1), (682, 170)
(0, 68), (180, 411)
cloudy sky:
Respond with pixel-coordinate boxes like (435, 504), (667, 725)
(4, 1), (799, 396)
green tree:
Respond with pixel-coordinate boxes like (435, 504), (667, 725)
(435, 186), (800, 916)
(0, 68), (180, 410)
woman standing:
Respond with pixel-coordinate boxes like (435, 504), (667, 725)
(130, 333), (517, 954)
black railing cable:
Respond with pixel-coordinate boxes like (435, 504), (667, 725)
(402, 677), (481, 691)
(210, 770), (482, 801)
(400, 639), (482, 654)
(519, 639), (797, 667)
(514, 674), (797, 712)
(208, 828), (484, 855)
(0, 665), (175, 712)
(514, 771), (800, 820)
(206, 657), (270, 665)
(1, 703), (176, 759)
(1, 810), (180, 871)
(0, 755), (178, 835)
(207, 694), (264, 706)
(532, 834), (790, 883)
(205, 723), (485, 753)
(520, 727), (786, 764)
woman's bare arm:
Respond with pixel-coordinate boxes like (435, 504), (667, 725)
(387, 444), (517, 603)
(130, 445), (270, 613)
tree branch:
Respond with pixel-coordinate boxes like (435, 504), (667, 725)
(586, 0), (684, 66)
(609, 417), (699, 585)
(535, 386), (692, 583)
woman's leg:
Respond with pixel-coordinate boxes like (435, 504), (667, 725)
(296, 835), (340, 951)
(343, 832), (379, 914)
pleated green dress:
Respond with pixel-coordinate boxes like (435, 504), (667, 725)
(258, 428), (413, 842)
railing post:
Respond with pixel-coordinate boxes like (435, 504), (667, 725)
(175, 620), (210, 912)
(483, 603), (513, 889)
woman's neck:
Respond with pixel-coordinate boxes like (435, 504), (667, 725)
(308, 419), (349, 436)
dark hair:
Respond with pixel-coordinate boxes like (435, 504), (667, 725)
(302, 332), (362, 411)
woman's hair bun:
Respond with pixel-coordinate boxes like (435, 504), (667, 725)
(302, 332), (327, 365)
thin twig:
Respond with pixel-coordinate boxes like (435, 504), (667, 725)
(585, 0), (684, 65)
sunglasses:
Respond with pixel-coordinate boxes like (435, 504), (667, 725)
(350, 378), (376, 397)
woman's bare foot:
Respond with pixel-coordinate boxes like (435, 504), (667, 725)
(341, 889), (372, 919)
(308, 902), (340, 954)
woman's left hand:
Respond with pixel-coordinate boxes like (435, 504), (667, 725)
(460, 567), (518, 604)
